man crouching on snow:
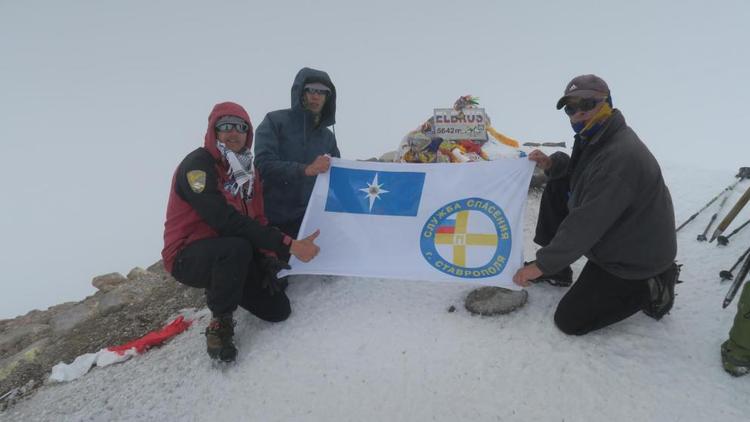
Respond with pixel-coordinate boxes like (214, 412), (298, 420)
(513, 75), (679, 335)
(162, 102), (320, 362)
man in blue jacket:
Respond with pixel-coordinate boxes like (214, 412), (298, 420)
(254, 67), (341, 240)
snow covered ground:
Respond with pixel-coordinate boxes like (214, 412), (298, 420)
(3, 162), (750, 422)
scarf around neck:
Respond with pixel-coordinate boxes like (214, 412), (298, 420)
(216, 141), (254, 200)
(573, 102), (613, 139)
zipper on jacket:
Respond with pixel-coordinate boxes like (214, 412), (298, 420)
(241, 197), (250, 217)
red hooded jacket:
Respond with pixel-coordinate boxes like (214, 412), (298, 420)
(161, 102), (291, 273)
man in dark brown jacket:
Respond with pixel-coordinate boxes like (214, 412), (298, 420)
(513, 74), (679, 335)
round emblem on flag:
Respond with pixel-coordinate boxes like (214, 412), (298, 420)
(419, 197), (512, 279)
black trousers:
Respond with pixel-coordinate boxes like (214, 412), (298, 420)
(171, 237), (291, 322)
(554, 261), (649, 335)
(536, 177), (649, 335)
(534, 176), (571, 247)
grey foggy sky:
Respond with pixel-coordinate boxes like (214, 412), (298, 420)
(1, 0), (748, 318)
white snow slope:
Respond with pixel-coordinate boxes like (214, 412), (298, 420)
(3, 162), (750, 422)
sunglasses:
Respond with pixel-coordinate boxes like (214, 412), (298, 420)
(216, 122), (249, 133)
(564, 98), (602, 116)
(304, 87), (329, 96)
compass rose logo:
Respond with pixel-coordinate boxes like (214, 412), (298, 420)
(359, 173), (390, 212)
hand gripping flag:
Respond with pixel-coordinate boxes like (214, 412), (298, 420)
(282, 157), (535, 287)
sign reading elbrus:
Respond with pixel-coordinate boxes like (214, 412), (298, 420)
(432, 108), (488, 141)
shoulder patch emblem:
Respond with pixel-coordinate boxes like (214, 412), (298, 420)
(186, 170), (207, 193)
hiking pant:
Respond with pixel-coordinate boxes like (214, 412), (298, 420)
(536, 176), (649, 335)
(171, 237), (291, 322)
(534, 175), (570, 247)
(554, 261), (650, 335)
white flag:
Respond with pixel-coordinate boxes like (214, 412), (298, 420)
(283, 157), (535, 287)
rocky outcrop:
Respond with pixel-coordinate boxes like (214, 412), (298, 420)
(91, 272), (128, 293)
(0, 260), (204, 411)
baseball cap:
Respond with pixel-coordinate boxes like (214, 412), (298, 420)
(556, 74), (610, 109)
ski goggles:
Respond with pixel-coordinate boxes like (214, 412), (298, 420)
(304, 87), (330, 96)
(563, 98), (602, 116)
(215, 122), (250, 133)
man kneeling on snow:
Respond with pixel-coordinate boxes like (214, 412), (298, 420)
(513, 75), (679, 335)
(162, 102), (320, 362)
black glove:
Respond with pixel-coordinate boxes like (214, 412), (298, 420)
(259, 256), (291, 295)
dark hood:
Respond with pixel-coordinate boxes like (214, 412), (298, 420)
(291, 67), (336, 127)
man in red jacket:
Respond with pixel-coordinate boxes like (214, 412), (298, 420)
(162, 102), (320, 362)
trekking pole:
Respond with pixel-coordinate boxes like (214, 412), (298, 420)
(717, 217), (750, 246)
(710, 184), (750, 242)
(722, 246), (750, 308)
(697, 194), (730, 241)
(676, 177), (745, 232)
(720, 245), (750, 281)
(541, 142), (567, 147)
(522, 142), (567, 148)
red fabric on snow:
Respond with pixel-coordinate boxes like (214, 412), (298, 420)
(107, 316), (193, 355)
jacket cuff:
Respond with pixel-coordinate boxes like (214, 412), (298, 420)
(534, 259), (553, 275)
(545, 152), (569, 180)
(282, 234), (294, 255)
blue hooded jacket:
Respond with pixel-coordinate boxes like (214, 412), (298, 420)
(254, 67), (341, 225)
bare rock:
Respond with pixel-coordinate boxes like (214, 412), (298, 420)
(146, 260), (171, 280)
(95, 288), (136, 315)
(126, 267), (150, 281)
(49, 302), (94, 333)
(0, 366), (42, 411)
(0, 324), (50, 356)
(465, 286), (528, 316)
(91, 272), (128, 292)
(0, 257), (208, 411)
(129, 270), (164, 286)
(0, 339), (48, 384)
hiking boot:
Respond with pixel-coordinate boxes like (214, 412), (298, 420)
(721, 339), (750, 377)
(643, 263), (681, 320)
(525, 261), (573, 287)
(205, 314), (237, 362)
(722, 282), (750, 376)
